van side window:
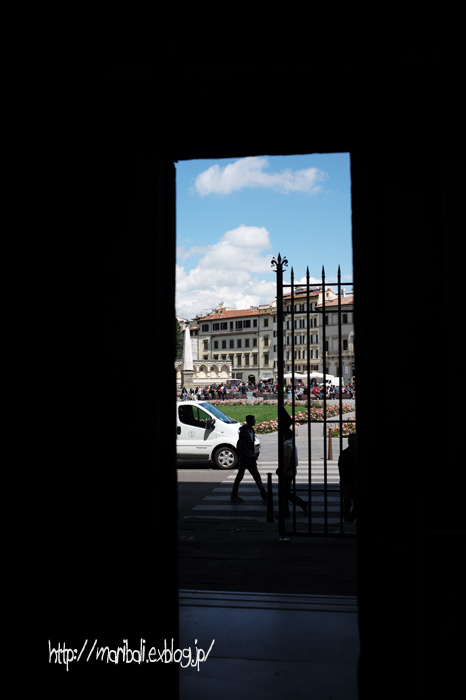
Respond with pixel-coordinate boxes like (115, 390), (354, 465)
(178, 405), (210, 429)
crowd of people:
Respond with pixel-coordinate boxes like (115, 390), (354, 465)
(281, 381), (356, 400)
(180, 380), (355, 401)
(306, 382), (355, 400)
(180, 380), (276, 400)
(180, 384), (229, 400)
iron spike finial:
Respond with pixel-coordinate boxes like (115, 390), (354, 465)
(271, 253), (288, 272)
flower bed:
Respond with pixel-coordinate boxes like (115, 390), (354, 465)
(328, 422), (357, 438)
(250, 405), (354, 435)
(200, 398), (354, 435)
(255, 419), (279, 434)
(208, 399), (353, 410)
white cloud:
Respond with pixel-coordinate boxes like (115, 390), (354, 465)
(176, 244), (208, 261)
(176, 225), (277, 319)
(293, 275), (323, 286)
(192, 157), (328, 196)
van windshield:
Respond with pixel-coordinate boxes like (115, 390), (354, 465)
(199, 402), (238, 424)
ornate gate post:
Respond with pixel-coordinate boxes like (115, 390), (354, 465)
(272, 254), (288, 537)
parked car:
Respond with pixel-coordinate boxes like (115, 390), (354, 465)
(176, 400), (260, 469)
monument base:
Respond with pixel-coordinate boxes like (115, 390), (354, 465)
(180, 371), (194, 390)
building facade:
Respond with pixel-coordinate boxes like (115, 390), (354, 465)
(282, 287), (338, 376)
(316, 292), (355, 383)
(177, 287), (354, 387)
(176, 288), (355, 387)
(193, 303), (276, 385)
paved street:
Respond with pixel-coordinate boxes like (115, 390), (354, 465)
(183, 461), (349, 531)
(177, 407), (357, 597)
(177, 405), (358, 700)
(179, 403), (356, 533)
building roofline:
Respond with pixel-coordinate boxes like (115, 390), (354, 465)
(194, 308), (266, 321)
(282, 287), (335, 300)
(316, 295), (354, 308)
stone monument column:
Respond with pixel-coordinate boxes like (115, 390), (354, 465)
(180, 320), (194, 390)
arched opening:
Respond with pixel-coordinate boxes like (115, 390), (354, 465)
(176, 151), (355, 567)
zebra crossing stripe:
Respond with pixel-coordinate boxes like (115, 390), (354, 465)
(184, 461), (347, 522)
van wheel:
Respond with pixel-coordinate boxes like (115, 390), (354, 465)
(213, 447), (238, 469)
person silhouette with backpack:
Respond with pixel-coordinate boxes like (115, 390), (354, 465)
(230, 415), (267, 503)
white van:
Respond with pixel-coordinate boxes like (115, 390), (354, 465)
(176, 400), (260, 469)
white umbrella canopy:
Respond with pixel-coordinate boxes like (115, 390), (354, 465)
(328, 376), (341, 385)
(283, 372), (306, 378)
(317, 376), (337, 386)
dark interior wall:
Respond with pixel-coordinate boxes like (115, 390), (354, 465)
(43, 49), (462, 698)
(351, 65), (463, 697)
(352, 70), (435, 696)
(45, 75), (179, 692)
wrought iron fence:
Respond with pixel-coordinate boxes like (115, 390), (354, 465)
(272, 254), (356, 538)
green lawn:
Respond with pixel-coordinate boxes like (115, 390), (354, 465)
(214, 404), (287, 424)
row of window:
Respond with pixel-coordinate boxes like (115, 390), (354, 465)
(286, 365), (320, 373)
(287, 349), (319, 359)
(287, 313), (351, 325)
(206, 353), (269, 366)
(200, 313), (351, 334)
(287, 334), (319, 345)
(325, 339), (350, 351)
(204, 337), (270, 350)
(286, 303), (316, 312)
(285, 363), (354, 373)
(286, 318), (318, 329)
(202, 318), (267, 332)
(203, 329), (347, 350)
(326, 313), (350, 325)
(204, 337), (350, 355)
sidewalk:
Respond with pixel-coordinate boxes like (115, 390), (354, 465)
(178, 524), (358, 699)
(178, 407), (358, 698)
(178, 412), (357, 594)
(179, 589), (359, 700)
(178, 518), (357, 596)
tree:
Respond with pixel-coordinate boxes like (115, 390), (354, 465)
(175, 318), (184, 360)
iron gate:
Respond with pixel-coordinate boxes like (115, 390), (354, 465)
(272, 254), (356, 537)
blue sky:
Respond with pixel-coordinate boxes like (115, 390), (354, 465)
(175, 153), (352, 320)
